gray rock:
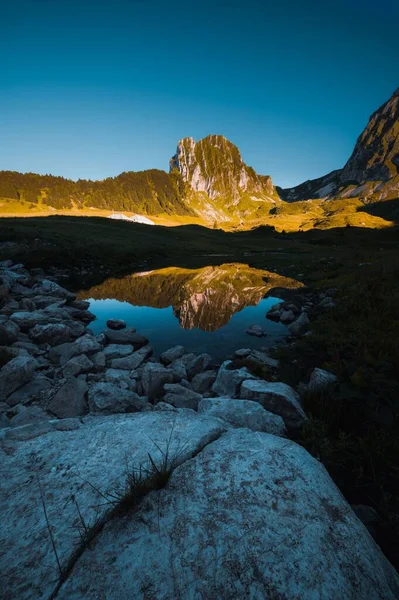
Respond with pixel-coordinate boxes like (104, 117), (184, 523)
(191, 370), (217, 394)
(110, 345), (152, 370)
(103, 344), (134, 361)
(106, 319), (126, 330)
(67, 299), (90, 310)
(0, 319), (20, 345)
(31, 295), (64, 309)
(62, 354), (94, 378)
(88, 382), (147, 414)
(141, 362), (174, 401)
(31, 278), (75, 300)
(163, 383), (202, 410)
(152, 401), (178, 412)
(91, 351), (106, 372)
(245, 349), (279, 369)
(245, 324), (265, 337)
(29, 323), (73, 346)
(6, 375), (53, 407)
(212, 360), (254, 398)
(186, 353), (212, 380)
(160, 345), (185, 365)
(104, 328), (148, 348)
(240, 379), (307, 429)
(12, 340), (41, 355)
(10, 310), (61, 331)
(104, 368), (135, 389)
(41, 427), (399, 600)
(308, 367), (337, 393)
(0, 413), (10, 428)
(234, 348), (251, 358)
(168, 358), (187, 382)
(280, 309), (295, 323)
(198, 397), (287, 435)
(288, 311), (310, 336)
(48, 377), (88, 418)
(10, 406), (49, 427)
(50, 334), (102, 365)
(65, 320), (86, 338)
(0, 356), (38, 401)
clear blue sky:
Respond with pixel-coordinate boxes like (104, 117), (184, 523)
(1, 0), (398, 187)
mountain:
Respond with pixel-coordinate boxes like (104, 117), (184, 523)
(170, 135), (279, 224)
(81, 263), (299, 331)
(278, 88), (399, 202)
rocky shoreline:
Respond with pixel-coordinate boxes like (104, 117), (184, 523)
(1, 260), (398, 599)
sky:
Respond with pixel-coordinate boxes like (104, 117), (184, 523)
(1, 0), (398, 188)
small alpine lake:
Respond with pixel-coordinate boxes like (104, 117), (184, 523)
(79, 263), (301, 361)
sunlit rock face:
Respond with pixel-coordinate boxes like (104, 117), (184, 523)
(170, 135), (280, 223)
(80, 263), (300, 331)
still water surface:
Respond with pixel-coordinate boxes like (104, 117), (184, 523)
(80, 263), (299, 360)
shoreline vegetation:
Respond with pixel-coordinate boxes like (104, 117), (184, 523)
(0, 215), (398, 572)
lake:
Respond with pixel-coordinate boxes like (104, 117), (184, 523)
(79, 263), (300, 361)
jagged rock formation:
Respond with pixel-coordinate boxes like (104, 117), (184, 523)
(170, 135), (280, 223)
(81, 264), (300, 331)
(279, 88), (399, 202)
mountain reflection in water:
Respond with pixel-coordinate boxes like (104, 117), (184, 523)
(79, 264), (301, 358)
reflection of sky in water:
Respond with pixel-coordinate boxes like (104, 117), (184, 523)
(85, 296), (287, 360)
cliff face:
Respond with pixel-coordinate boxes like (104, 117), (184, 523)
(170, 135), (279, 223)
(278, 88), (399, 202)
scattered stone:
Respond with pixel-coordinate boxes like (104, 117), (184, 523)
(141, 362), (174, 401)
(48, 377), (88, 418)
(234, 348), (251, 358)
(29, 323), (73, 346)
(50, 334), (102, 365)
(239, 379), (307, 429)
(106, 319), (126, 330)
(191, 370), (217, 394)
(31, 279), (75, 300)
(110, 345), (152, 370)
(88, 382), (147, 414)
(0, 319), (20, 345)
(168, 358), (187, 382)
(6, 375), (53, 407)
(10, 310), (60, 331)
(160, 345), (185, 365)
(62, 354), (94, 378)
(104, 328), (148, 349)
(212, 360), (254, 397)
(1, 356), (38, 402)
(103, 344), (134, 361)
(91, 351), (106, 372)
(186, 353), (213, 380)
(288, 311), (310, 336)
(307, 367), (337, 393)
(104, 368), (135, 389)
(280, 309), (295, 323)
(163, 383), (202, 410)
(199, 397), (287, 436)
(67, 299), (90, 310)
(245, 324), (265, 337)
(245, 349), (279, 369)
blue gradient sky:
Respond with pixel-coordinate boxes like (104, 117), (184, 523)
(1, 0), (398, 187)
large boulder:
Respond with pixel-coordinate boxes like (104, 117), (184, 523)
(163, 383), (202, 410)
(288, 311), (310, 336)
(6, 375), (53, 407)
(0, 412), (227, 600)
(88, 382), (148, 414)
(62, 354), (94, 378)
(160, 345), (185, 366)
(29, 323), (73, 346)
(198, 397), (287, 435)
(186, 353), (213, 380)
(240, 380), (307, 429)
(10, 310), (61, 331)
(110, 345), (152, 370)
(31, 279), (75, 300)
(4, 426), (395, 600)
(0, 319), (19, 345)
(141, 362), (174, 401)
(103, 344), (134, 361)
(0, 356), (38, 401)
(48, 377), (88, 418)
(104, 328), (148, 348)
(106, 319), (126, 330)
(212, 360), (254, 397)
(307, 367), (337, 394)
(191, 370), (217, 394)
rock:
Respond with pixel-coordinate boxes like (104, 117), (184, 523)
(106, 319), (126, 330)
(163, 383), (202, 410)
(6, 375), (53, 407)
(32, 295), (65, 309)
(29, 323), (73, 346)
(88, 382), (148, 414)
(141, 362), (174, 401)
(0, 319), (19, 345)
(199, 397), (287, 435)
(110, 345), (152, 370)
(1, 420), (53, 442)
(168, 358), (188, 382)
(31, 278), (75, 300)
(0, 413), (11, 428)
(0, 356), (38, 401)
(160, 345), (185, 365)
(186, 353), (213, 380)
(288, 311), (310, 336)
(103, 344), (134, 361)
(65, 320), (86, 338)
(48, 377), (88, 418)
(12, 340), (41, 355)
(308, 367), (337, 394)
(191, 370), (217, 394)
(317, 296), (335, 309)
(234, 348), (252, 358)
(91, 351), (106, 372)
(104, 328), (148, 349)
(239, 380), (307, 429)
(212, 360), (254, 397)
(280, 309), (295, 323)
(67, 299), (90, 310)
(10, 406), (49, 427)
(104, 368), (136, 389)
(50, 334), (102, 365)
(62, 354), (94, 378)
(352, 505), (380, 535)
(245, 349), (279, 369)
(0, 412), (227, 599)
(35, 427), (399, 600)
(152, 401), (178, 412)
(10, 310), (61, 331)
(245, 324), (266, 337)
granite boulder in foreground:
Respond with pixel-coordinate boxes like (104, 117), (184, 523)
(1, 411), (398, 600)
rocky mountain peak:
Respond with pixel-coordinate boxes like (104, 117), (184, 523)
(170, 135), (275, 201)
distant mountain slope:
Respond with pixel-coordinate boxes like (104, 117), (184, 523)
(170, 135), (280, 223)
(278, 88), (399, 202)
